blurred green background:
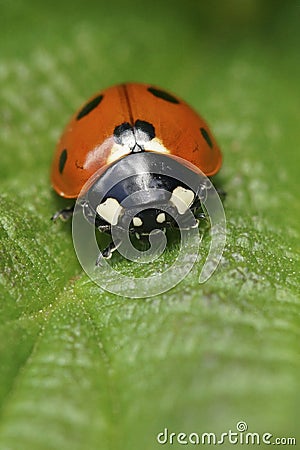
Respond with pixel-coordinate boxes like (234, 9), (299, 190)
(0, 1), (299, 449)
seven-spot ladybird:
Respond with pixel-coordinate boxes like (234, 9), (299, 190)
(51, 83), (222, 259)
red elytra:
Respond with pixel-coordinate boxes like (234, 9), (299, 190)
(51, 82), (222, 199)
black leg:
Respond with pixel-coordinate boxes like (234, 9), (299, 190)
(192, 210), (210, 233)
(194, 211), (207, 221)
(95, 239), (122, 266)
(97, 224), (112, 233)
(51, 205), (75, 222)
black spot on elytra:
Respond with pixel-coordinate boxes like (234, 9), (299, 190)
(113, 122), (132, 144)
(148, 87), (179, 104)
(200, 127), (213, 149)
(76, 94), (104, 120)
(59, 149), (67, 174)
(134, 120), (155, 140)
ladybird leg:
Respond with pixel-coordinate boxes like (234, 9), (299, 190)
(97, 224), (112, 233)
(194, 211), (207, 221)
(194, 210), (210, 231)
(51, 205), (75, 222)
(96, 239), (122, 265)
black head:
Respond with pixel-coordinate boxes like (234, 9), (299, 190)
(83, 152), (203, 235)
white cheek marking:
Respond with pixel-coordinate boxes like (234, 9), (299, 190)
(133, 217), (143, 227)
(106, 143), (131, 164)
(96, 198), (123, 226)
(143, 137), (170, 153)
(170, 187), (195, 214)
(84, 136), (170, 169)
(156, 212), (166, 223)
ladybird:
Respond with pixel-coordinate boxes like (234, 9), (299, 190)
(51, 82), (222, 260)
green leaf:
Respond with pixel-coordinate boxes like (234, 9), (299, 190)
(0, 1), (299, 449)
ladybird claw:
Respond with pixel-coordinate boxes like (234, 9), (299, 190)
(51, 205), (74, 222)
(95, 239), (121, 265)
(196, 212), (207, 221)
